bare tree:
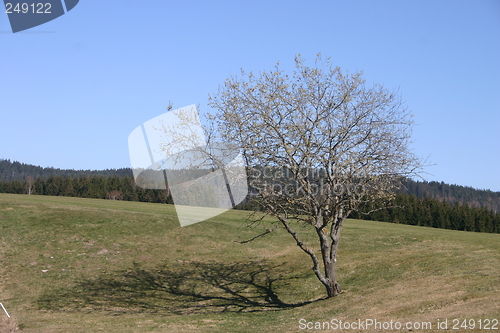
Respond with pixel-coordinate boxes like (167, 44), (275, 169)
(208, 55), (423, 298)
(26, 176), (34, 195)
(107, 190), (122, 200)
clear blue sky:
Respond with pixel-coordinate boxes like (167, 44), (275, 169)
(1, 0), (499, 191)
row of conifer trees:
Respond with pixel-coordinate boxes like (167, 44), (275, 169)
(350, 193), (499, 233)
(0, 175), (498, 233)
(0, 175), (172, 204)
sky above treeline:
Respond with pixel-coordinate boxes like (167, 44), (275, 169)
(1, 0), (499, 191)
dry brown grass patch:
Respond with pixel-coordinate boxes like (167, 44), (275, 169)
(0, 315), (19, 332)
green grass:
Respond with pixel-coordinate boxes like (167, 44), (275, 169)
(0, 193), (499, 332)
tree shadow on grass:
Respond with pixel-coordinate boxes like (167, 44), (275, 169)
(38, 260), (320, 314)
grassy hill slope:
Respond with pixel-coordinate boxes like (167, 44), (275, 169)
(0, 193), (498, 332)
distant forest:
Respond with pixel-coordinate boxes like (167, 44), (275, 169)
(0, 159), (168, 204)
(0, 159), (498, 233)
(0, 159), (133, 180)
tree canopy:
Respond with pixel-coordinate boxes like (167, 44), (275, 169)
(208, 55), (423, 297)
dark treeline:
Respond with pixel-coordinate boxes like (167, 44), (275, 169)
(0, 175), (172, 204)
(0, 159), (132, 181)
(1, 174), (497, 233)
(0, 159), (500, 212)
(1, 159), (499, 233)
(399, 179), (500, 213)
(349, 194), (499, 234)
(2, 159), (498, 212)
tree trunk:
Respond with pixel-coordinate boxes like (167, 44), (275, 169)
(316, 214), (344, 298)
(323, 261), (342, 297)
(316, 231), (342, 298)
(279, 213), (343, 298)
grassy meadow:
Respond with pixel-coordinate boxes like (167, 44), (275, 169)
(0, 193), (499, 332)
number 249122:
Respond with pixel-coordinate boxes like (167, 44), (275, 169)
(5, 3), (52, 14)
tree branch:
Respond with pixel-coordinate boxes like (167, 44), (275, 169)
(234, 225), (279, 244)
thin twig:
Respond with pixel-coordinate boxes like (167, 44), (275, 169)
(234, 225), (279, 244)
